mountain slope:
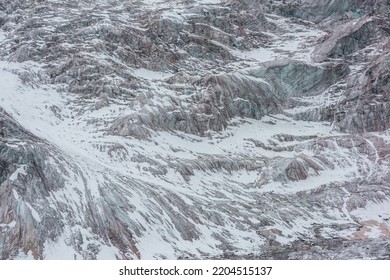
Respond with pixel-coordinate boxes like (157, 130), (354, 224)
(1, 0), (389, 259)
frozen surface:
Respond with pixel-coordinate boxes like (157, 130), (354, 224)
(1, 0), (389, 260)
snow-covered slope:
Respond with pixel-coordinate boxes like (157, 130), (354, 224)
(0, 0), (389, 259)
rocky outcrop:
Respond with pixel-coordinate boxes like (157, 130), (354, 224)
(0, 108), (62, 259)
(0, 108), (141, 259)
(0, 0), (273, 99)
(334, 51), (390, 133)
(1, 0), (390, 260)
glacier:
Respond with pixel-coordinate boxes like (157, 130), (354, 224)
(0, 0), (389, 259)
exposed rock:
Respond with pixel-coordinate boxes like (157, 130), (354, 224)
(1, 0), (389, 260)
(334, 51), (390, 133)
(273, 0), (390, 23)
(312, 17), (386, 62)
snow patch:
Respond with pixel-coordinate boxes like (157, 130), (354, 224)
(43, 236), (81, 260)
(133, 68), (173, 80)
(9, 165), (27, 181)
(351, 199), (390, 221)
(26, 202), (41, 223)
(12, 189), (20, 200)
(13, 250), (35, 260)
(0, 221), (16, 228)
(96, 245), (120, 260)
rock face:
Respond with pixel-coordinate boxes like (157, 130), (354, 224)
(312, 17), (385, 63)
(0, 109), (63, 259)
(334, 52), (390, 133)
(274, 0), (390, 22)
(0, 0), (390, 259)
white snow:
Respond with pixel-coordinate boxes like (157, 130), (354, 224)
(26, 202), (42, 223)
(95, 245), (120, 260)
(0, 61), (357, 257)
(258, 166), (358, 195)
(351, 199), (390, 221)
(196, 0), (221, 3)
(1, 0), (388, 260)
(363, 226), (383, 239)
(14, 250), (35, 260)
(233, 15), (325, 64)
(0, 221), (16, 229)
(43, 236), (81, 260)
(133, 68), (173, 81)
(12, 189), (20, 200)
(9, 165), (27, 181)
(232, 47), (278, 63)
